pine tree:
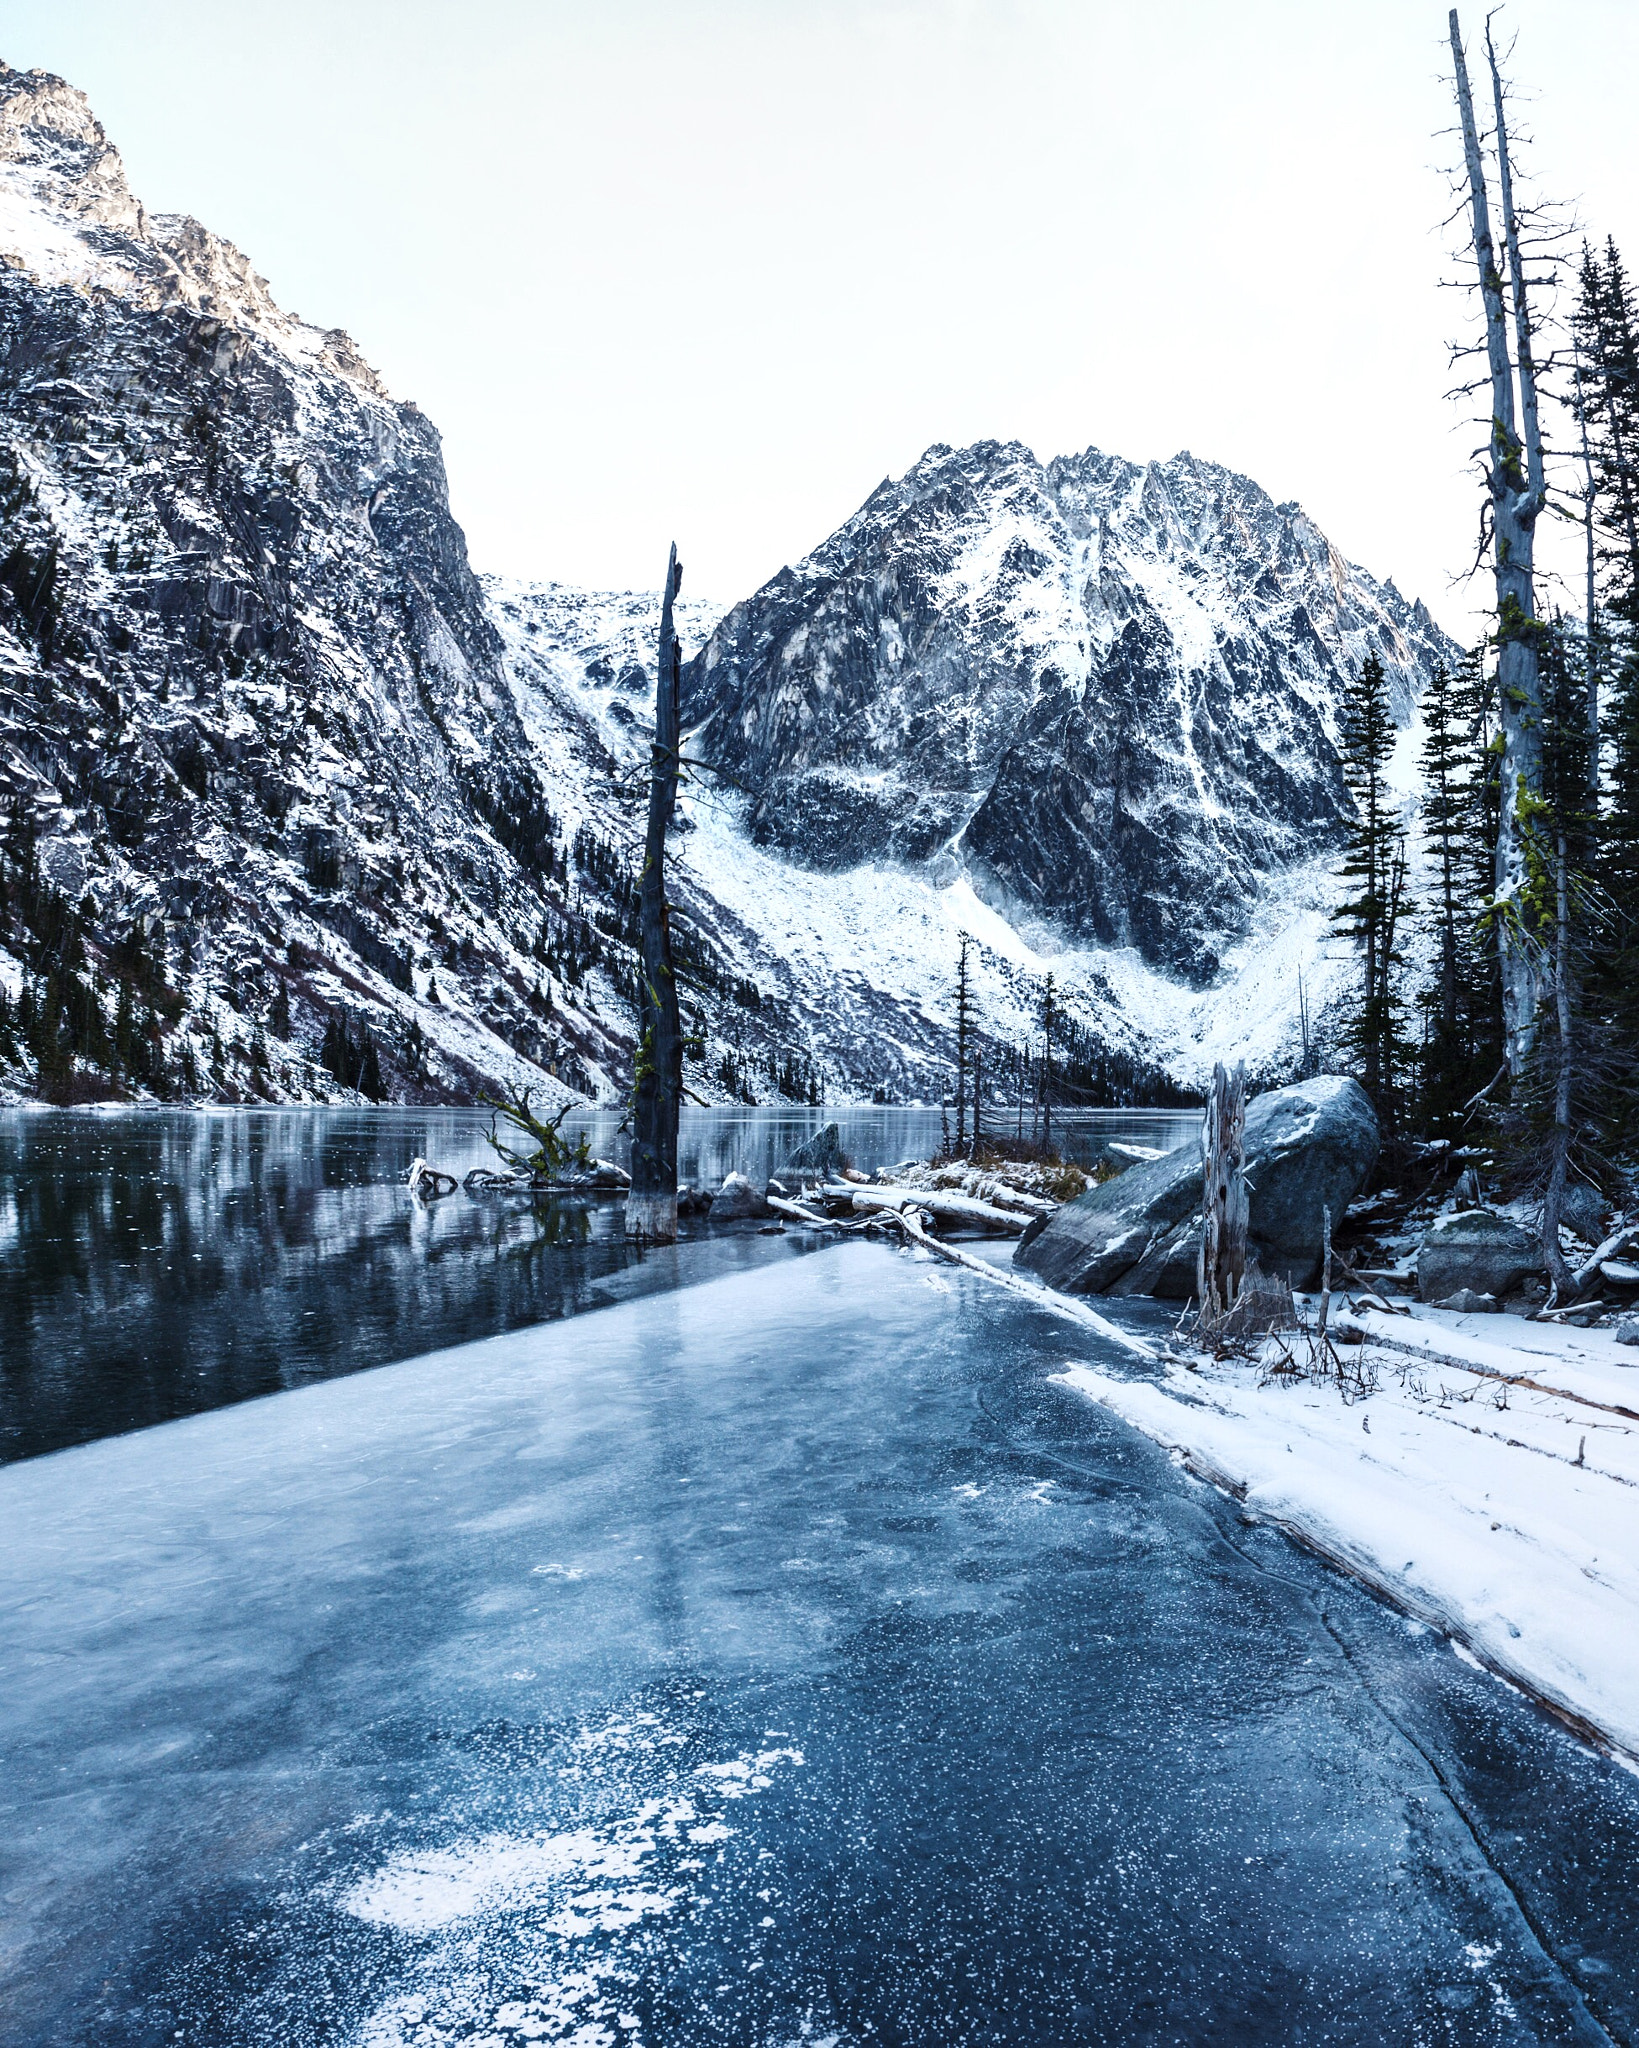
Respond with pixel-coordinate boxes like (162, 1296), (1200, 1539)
(1038, 972), (1057, 1153)
(1334, 654), (1411, 1119)
(1572, 237), (1639, 1133)
(358, 1030), (385, 1102)
(1511, 620), (1601, 1288)
(113, 976), (136, 1082)
(1419, 661), (1465, 1125)
(1418, 648), (1504, 1125)
(1452, 644), (1506, 1085)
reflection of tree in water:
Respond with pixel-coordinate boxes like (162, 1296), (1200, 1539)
(2, 1100), (1195, 1464)
(528, 1199), (594, 1250)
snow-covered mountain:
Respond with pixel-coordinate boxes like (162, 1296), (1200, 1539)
(0, 60), (1453, 1109)
(686, 440), (1453, 980)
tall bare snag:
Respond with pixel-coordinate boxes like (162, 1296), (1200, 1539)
(625, 544), (686, 1241)
(1448, 9), (1550, 1074)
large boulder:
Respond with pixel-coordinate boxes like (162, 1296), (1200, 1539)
(1015, 1075), (1379, 1297)
(709, 1172), (771, 1222)
(1416, 1212), (1543, 1303)
(770, 1121), (845, 1189)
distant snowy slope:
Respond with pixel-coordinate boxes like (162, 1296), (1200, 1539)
(491, 577), (1359, 1096)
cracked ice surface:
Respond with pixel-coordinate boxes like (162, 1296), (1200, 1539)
(4, 1246), (1639, 2044)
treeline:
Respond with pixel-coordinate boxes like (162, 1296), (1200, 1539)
(1330, 220), (1639, 1220)
(0, 802), (185, 1100)
(939, 939), (1196, 1160)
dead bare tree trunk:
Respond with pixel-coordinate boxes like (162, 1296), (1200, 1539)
(1574, 340), (1603, 811)
(1449, 10), (1549, 1075)
(1197, 1061), (1248, 1319)
(1541, 825), (1578, 1299)
(625, 544), (685, 1242)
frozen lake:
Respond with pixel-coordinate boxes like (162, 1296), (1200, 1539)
(3, 1243), (1637, 2044)
(0, 1104), (1197, 1463)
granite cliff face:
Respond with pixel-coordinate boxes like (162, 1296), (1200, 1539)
(685, 441), (1453, 979)
(0, 62), (653, 1104)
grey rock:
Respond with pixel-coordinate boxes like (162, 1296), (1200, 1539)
(1015, 1074), (1379, 1297)
(709, 1172), (770, 1222)
(772, 1122), (845, 1186)
(1417, 1213), (1544, 1304)
(1615, 1314), (1639, 1348)
(1431, 1289), (1500, 1314)
(1098, 1140), (1167, 1175)
(1559, 1182), (1608, 1245)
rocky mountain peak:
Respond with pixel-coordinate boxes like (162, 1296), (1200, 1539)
(685, 436), (1454, 981)
(0, 60), (381, 396)
(0, 62), (142, 236)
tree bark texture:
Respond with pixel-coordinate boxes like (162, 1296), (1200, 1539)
(1540, 827), (1577, 1298)
(625, 544), (685, 1242)
(1450, 9), (1548, 1074)
(1197, 1060), (1248, 1319)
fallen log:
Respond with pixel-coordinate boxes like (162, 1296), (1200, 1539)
(816, 1183), (1028, 1234)
(971, 1184), (1057, 1217)
(768, 1192), (1153, 1354)
(1571, 1220), (1639, 1297)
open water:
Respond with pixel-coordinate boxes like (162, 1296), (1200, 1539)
(0, 1104), (1195, 1463)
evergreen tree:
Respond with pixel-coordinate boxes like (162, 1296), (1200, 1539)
(358, 1030), (385, 1102)
(1038, 972), (1057, 1152)
(1510, 620), (1602, 1288)
(1333, 654), (1412, 1118)
(1417, 646), (1504, 1125)
(112, 976), (136, 1082)
(1418, 661), (1466, 1125)
(1574, 237), (1639, 1121)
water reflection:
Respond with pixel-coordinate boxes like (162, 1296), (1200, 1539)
(0, 1104), (1198, 1465)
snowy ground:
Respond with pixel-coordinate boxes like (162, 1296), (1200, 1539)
(1056, 1301), (1639, 1763)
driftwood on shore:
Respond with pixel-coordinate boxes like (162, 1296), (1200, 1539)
(811, 1182), (1030, 1235)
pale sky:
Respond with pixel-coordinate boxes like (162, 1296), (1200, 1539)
(7, 0), (1638, 636)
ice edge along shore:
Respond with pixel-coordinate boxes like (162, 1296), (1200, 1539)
(1052, 1303), (1639, 1770)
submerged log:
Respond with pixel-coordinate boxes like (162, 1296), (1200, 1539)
(405, 1156), (458, 1198)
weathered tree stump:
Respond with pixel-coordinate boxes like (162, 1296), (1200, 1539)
(1197, 1060), (1248, 1320)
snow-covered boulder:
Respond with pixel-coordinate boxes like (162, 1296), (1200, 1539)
(1015, 1074), (1378, 1297)
(1416, 1213), (1544, 1305)
(708, 1172), (776, 1221)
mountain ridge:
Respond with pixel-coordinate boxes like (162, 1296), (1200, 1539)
(0, 59), (1444, 1109)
